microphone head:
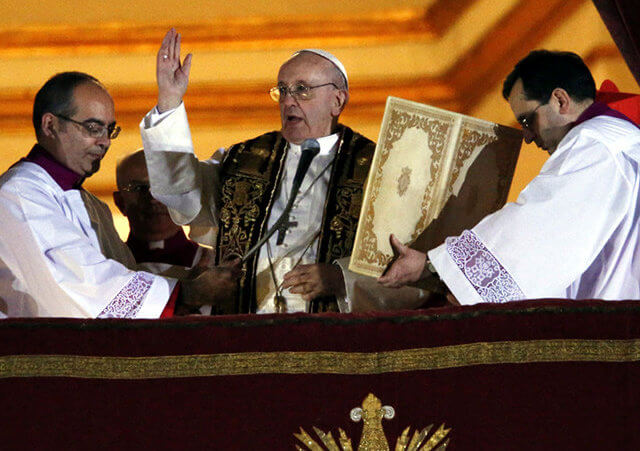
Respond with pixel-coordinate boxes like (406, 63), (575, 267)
(301, 138), (321, 157)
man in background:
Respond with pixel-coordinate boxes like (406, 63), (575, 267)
(114, 149), (202, 269)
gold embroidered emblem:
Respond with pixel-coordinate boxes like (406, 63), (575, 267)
(256, 148), (270, 158)
(295, 393), (451, 450)
(233, 181), (250, 206)
(397, 167), (411, 197)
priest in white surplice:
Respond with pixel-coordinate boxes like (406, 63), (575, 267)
(0, 72), (239, 318)
(379, 50), (640, 305)
(140, 29), (374, 314)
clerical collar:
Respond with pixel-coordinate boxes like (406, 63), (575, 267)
(23, 145), (84, 191)
(573, 101), (640, 130)
(127, 228), (194, 251)
(288, 133), (339, 156)
(126, 229), (199, 267)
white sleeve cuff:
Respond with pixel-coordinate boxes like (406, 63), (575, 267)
(136, 274), (178, 319)
(140, 102), (195, 154)
(148, 105), (178, 126)
(428, 244), (484, 306)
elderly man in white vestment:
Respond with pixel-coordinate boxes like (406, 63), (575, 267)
(140, 29), (375, 314)
(379, 50), (640, 305)
(0, 72), (239, 318)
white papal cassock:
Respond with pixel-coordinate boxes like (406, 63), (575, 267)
(429, 110), (640, 304)
(0, 150), (176, 318)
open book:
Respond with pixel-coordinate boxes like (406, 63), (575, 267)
(349, 97), (523, 277)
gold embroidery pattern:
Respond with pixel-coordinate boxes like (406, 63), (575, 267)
(1, 339), (639, 379)
(217, 133), (284, 263)
(355, 106), (453, 271)
(295, 394), (451, 450)
(218, 176), (266, 261)
(445, 125), (496, 196)
(326, 184), (362, 262)
(216, 132), (287, 311)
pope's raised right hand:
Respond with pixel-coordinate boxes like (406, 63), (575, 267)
(156, 28), (192, 113)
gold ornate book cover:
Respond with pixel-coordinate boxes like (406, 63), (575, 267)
(349, 96), (522, 277)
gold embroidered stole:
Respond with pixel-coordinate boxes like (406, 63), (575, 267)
(216, 126), (374, 313)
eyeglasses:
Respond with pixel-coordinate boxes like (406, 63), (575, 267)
(118, 182), (151, 195)
(269, 82), (339, 102)
(518, 103), (545, 131)
(55, 114), (121, 139)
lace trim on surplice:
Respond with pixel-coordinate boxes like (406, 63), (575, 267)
(446, 230), (524, 303)
(98, 273), (154, 318)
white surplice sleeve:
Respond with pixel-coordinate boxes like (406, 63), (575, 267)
(429, 119), (636, 305)
(140, 103), (224, 247)
(0, 167), (175, 318)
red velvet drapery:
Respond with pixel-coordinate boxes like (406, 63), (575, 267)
(1, 300), (639, 449)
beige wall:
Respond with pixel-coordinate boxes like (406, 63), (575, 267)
(0, 0), (637, 240)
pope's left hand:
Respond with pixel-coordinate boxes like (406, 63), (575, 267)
(282, 263), (345, 301)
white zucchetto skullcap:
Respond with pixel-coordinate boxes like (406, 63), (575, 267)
(293, 49), (349, 90)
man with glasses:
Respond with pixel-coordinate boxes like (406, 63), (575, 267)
(141, 29), (374, 314)
(114, 149), (203, 272)
(0, 71), (240, 317)
(379, 50), (640, 305)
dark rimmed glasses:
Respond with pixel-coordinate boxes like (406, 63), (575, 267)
(55, 114), (121, 139)
(518, 103), (546, 131)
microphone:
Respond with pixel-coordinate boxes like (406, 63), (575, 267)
(241, 139), (321, 262)
(287, 138), (321, 207)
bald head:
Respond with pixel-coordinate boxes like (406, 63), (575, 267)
(116, 149), (146, 189)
